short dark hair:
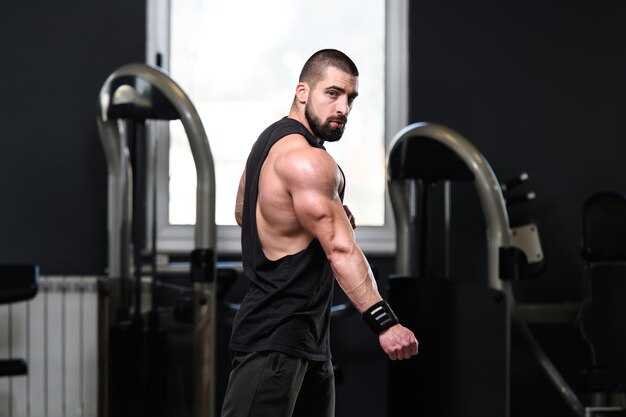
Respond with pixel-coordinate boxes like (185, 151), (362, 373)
(299, 49), (359, 88)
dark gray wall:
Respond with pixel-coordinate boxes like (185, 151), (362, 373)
(0, 0), (146, 274)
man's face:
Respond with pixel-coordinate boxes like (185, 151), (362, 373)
(304, 67), (359, 142)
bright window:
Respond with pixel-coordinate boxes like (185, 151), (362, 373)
(147, 0), (407, 254)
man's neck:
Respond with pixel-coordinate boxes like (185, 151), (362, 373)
(288, 106), (318, 142)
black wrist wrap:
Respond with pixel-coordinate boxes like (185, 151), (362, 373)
(362, 300), (399, 334)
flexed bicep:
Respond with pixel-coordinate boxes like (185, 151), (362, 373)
(280, 147), (350, 246)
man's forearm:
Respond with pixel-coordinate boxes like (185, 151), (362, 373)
(329, 244), (382, 313)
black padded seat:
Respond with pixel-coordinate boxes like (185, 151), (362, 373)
(387, 135), (474, 183)
(0, 264), (38, 377)
(579, 192), (626, 395)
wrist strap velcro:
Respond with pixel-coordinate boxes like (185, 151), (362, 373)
(362, 300), (399, 334)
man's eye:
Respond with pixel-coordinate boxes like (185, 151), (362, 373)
(328, 91), (337, 97)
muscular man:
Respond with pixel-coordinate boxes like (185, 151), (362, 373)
(221, 49), (418, 417)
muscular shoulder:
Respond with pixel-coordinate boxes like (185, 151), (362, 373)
(272, 134), (338, 195)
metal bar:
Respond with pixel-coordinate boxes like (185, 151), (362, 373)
(515, 302), (581, 325)
(511, 304), (586, 417)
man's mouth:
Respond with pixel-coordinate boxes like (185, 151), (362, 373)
(328, 117), (347, 128)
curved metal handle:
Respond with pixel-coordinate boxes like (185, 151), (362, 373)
(386, 122), (511, 291)
(98, 62), (216, 250)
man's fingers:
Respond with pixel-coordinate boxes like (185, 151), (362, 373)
(381, 325), (418, 360)
(387, 339), (417, 360)
(399, 346), (411, 360)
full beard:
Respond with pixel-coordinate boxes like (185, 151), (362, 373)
(305, 104), (347, 142)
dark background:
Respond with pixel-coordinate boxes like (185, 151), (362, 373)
(2, 1), (626, 416)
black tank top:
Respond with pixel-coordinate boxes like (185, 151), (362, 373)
(229, 117), (343, 361)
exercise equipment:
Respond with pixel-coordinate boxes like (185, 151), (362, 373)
(97, 63), (217, 417)
(578, 191), (626, 415)
(386, 122), (514, 417)
(385, 122), (586, 417)
(0, 264), (38, 377)
(501, 171), (546, 277)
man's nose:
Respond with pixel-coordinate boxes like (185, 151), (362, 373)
(336, 96), (350, 115)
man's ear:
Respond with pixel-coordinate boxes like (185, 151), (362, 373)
(295, 82), (308, 104)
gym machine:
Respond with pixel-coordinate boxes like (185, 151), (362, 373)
(97, 63), (217, 417)
(386, 122), (586, 417)
(0, 265), (38, 377)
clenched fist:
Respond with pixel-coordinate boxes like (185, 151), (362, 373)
(379, 324), (418, 360)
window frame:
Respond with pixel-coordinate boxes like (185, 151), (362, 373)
(146, 0), (408, 256)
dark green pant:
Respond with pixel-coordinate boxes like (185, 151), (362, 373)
(221, 351), (335, 417)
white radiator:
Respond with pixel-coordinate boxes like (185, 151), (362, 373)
(0, 276), (99, 417)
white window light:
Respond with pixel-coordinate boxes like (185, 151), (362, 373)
(147, 0), (408, 255)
